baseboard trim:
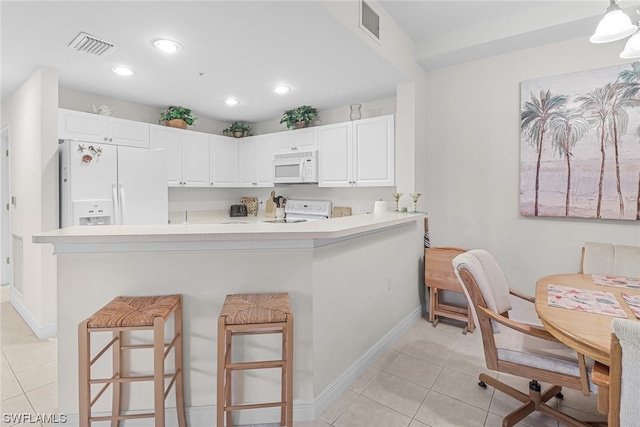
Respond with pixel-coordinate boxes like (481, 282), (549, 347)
(311, 304), (422, 417)
(9, 294), (56, 339)
(56, 305), (422, 426)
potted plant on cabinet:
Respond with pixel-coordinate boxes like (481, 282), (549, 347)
(223, 121), (252, 138)
(159, 106), (197, 129)
(280, 105), (318, 129)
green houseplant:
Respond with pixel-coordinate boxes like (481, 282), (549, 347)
(280, 105), (318, 129)
(159, 106), (197, 129)
(223, 121), (252, 138)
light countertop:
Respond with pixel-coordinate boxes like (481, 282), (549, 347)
(33, 211), (425, 248)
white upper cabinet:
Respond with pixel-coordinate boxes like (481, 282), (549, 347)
(59, 108), (150, 148)
(210, 135), (239, 187)
(255, 134), (275, 186)
(319, 115), (395, 187)
(150, 125), (209, 187)
(273, 127), (317, 154)
(238, 134), (274, 187)
(318, 123), (353, 187)
(353, 115), (395, 186)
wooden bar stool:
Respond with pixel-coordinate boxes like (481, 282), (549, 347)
(78, 294), (187, 427)
(217, 293), (294, 427)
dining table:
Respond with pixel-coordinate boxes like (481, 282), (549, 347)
(535, 273), (640, 415)
(535, 273), (640, 366)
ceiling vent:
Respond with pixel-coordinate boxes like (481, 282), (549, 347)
(68, 32), (118, 56)
(360, 0), (380, 42)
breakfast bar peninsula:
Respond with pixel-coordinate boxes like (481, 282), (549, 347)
(34, 212), (424, 425)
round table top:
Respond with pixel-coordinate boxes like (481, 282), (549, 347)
(535, 273), (640, 366)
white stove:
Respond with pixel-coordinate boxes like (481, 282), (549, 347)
(285, 199), (332, 221)
(260, 200), (332, 223)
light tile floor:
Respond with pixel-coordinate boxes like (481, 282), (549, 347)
(0, 285), (606, 427)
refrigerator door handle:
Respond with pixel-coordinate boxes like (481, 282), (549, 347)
(119, 183), (126, 225)
(112, 183), (120, 225)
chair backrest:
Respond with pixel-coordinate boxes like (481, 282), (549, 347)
(609, 318), (640, 427)
(581, 242), (614, 275)
(453, 250), (512, 369)
(582, 242), (640, 278)
(452, 250), (512, 322)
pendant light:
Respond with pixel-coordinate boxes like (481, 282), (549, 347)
(590, 0), (637, 43)
(620, 28), (640, 58)
(620, 5), (640, 58)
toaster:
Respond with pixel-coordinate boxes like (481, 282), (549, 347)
(229, 204), (248, 217)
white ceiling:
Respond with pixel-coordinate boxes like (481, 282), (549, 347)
(0, 1), (629, 123)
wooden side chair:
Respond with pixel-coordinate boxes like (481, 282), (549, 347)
(605, 318), (640, 427)
(581, 242), (640, 278)
(452, 250), (594, 427)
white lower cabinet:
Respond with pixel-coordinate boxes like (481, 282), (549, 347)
(319, 115), (395, 187)
(150, 125), (209, 187)
(238, 134), (274, 187)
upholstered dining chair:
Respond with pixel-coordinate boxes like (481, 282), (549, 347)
(452, 250), (594, 427)
(606, 318), (640, 427)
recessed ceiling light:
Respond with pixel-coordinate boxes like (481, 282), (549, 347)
(112, 66), (134, 76)
(224, 98), (239, 106)
(152, 39), (182, 53)
(272, 85), (290, 94)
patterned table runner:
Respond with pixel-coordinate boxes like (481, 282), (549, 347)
(591, 274), (640, 289)
(622, 293), (640, 319)
(547, 284), (627, 318)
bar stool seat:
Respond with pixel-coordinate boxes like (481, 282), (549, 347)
(217, 293), (294, 427)
(78, 294), (187, 427)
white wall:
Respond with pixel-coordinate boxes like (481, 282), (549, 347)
(252, 97), (397, 135)
(0, 67), (59, 337)
(59, 87), (229, 135)
(424, 37), (640, 294)
(168, 184), (407, 218)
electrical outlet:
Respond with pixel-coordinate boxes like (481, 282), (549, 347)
(357, 204), (363, 214)
(386, 276), (391, 291)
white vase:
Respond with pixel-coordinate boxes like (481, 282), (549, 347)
(350, 104), (362, 121)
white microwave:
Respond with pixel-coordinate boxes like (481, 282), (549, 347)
(273, 151), (318, 184)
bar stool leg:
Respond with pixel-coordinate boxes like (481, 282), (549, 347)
(217, 316), (226, 427)
(225, 328), (232, 427)
(111, 330), (122, 427)
(78, 320), (91, 427)
(154, 317), (166, 427)
(281, 325), (286, 426)
(174, 299), (187, 427)
(286, 314), (294, 427)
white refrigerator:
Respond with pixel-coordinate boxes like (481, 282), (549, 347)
(59, 140), (168, 227)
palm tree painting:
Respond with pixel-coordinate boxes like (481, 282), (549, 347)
(520, 63), (640, 220)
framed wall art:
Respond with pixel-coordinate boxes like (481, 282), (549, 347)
(520, 63), (640, 220)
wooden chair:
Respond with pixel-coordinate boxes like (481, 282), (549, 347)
(425, 247), (474, 334)
(452, 250), (593, 427)
(581, 242), (640, 278)
(602, 318), (640, 427)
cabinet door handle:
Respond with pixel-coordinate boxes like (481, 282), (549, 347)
(109, 138), (113, 142)
(104, 137), (108, 141)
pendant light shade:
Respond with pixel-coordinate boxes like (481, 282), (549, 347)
(620, 31), (640, 58)
(590, 1), (637, 43)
